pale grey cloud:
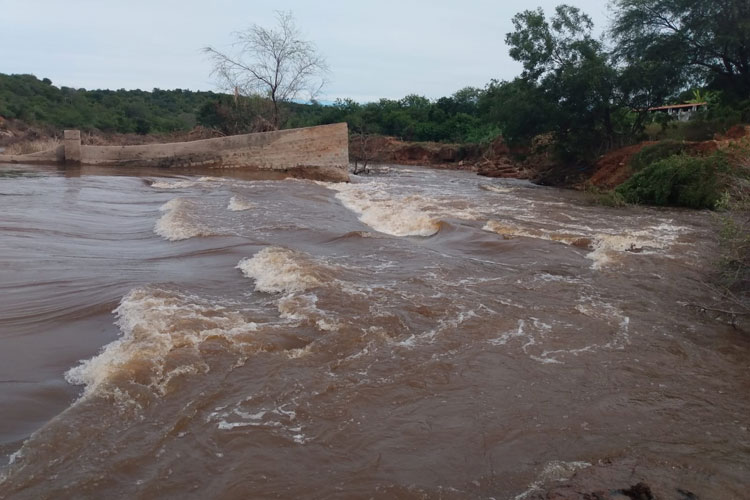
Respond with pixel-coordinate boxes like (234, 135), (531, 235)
(1, 0), (610, 101)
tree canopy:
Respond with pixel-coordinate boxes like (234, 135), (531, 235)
(611, 0), (750, 97)
(3, 2), (749, 164)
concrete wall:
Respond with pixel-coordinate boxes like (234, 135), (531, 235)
(0, 145), (64, 165)
(0, 123), (350, 181)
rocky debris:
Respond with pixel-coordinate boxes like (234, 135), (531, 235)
(348, 134), (533, 177)
(350, 134), (481, 169)
(524, 457), (711, 500)
(476, 157), (530, 179)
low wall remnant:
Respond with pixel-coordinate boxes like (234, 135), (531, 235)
(0, 123), (349, 182)
(64, 130), (82, 164)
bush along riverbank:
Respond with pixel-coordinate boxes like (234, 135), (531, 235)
(583, 129), (750, 328)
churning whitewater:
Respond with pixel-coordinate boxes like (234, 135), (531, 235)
(0, 164), (748, 499)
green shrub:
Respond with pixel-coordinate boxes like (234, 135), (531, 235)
(715, 169), (750, 295)
(583, 185), (628, 207)
(629, 140), (687, 171)
(616, 153), (729, 209)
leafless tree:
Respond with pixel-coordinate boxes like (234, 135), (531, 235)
(351, 126), (374, 175)
(203, 11), (328, 129)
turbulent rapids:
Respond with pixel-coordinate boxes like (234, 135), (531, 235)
(0, 165), (748, 499)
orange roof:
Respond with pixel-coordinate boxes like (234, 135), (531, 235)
(649, 102), (707, 111)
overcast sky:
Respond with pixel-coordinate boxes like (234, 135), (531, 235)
(1, 0), (610, 102)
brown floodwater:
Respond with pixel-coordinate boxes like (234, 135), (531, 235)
(0, 164), (748, 499)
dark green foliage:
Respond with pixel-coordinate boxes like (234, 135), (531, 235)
(629, 141), (688, 171)
(611, 0), (750, 97)
(503, 5), (628, 162)
(285, 90), (500, 144)
(0, 72), (505, 143)
(3, 0), (749, 156)
(0, 73), (220, 134)
(584, 185), (628, 207)
(616, 154), (729, 208)
(479, 79), (552, 146)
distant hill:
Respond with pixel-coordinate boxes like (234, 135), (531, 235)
(0, 73), (222, 134)
(0, 73), (502, 144)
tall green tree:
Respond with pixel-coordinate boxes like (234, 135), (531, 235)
(505, 5), (621, 160)
(611, 0), (750, 97)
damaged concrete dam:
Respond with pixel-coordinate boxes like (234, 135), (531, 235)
(0, 122), (350, 182)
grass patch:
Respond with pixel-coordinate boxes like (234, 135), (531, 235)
(583, 185), (628, 207)
(629, 140), (687, 171)
(715, 164), (750, 295)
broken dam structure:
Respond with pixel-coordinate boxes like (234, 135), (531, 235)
(0, 123), (350, 182)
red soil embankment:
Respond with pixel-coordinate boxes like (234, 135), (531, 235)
(588, 125), (748, 189)
(588, 142), (656, 189)
(351, 134), (531, 178)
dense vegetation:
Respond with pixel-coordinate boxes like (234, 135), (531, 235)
(1, 0), (748, 163)
(616, 153), (729, 209)
(0, 73), (219, 134)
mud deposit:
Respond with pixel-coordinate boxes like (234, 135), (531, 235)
(0, 164), (748, 499)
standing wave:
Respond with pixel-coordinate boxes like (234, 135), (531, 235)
(154, 197), (216, 241)
(325, 182), (441, 237)
(65, 287), (261, 401)
(236, 247), (334, 294)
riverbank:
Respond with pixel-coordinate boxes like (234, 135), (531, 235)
(4, 117), (747, 189)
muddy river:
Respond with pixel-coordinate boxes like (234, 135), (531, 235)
(0, 164), (748, 499)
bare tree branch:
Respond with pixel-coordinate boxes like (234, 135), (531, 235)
(203, 10), (329, 129)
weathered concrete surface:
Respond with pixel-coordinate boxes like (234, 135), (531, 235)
(64, 130), (81, 164)
(0, 146), (64, 165)
(0, 123), (350, 182)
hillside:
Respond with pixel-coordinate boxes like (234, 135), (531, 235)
(0, 73), (221, 134)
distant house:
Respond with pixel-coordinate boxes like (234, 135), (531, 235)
(648, 102), (707, 122)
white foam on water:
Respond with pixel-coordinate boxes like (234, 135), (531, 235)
(480, 184), (515, 194)
(396, 309), (479, 348)
(237, 247), (331, 294)
(6, 448), (23, 468)
(154, 197), (215, 241)
(535, 298), (631, 364)
(65, 287), (260, 400)
(150, 176), (223, 190)
(586, 223), (685, 270)
(150, 179), (198, 189)
(227, 196), (256, 211)
(488, 319), (529, 346)
(483, 220), (587, 246)
(485, 219), (687, 269)
(209, 401), (307, 443)
(514, 460), (592, 500)
(489, 306), (630, 365)
(277, 293), (342, 332)
(488, 318), (556, 365)
(325, 182), (441, 236)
